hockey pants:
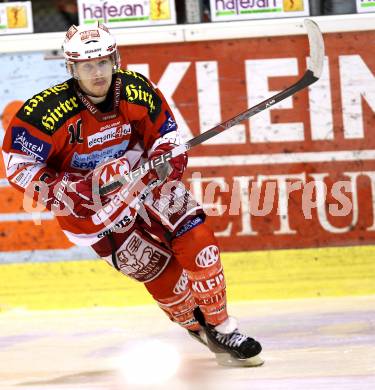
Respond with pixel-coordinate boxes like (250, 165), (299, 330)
(91, 219), (229, 331)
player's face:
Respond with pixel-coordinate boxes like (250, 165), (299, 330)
(75, 57), (113, 97)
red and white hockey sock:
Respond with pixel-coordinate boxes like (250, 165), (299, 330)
(156, 288), (201, 331)
(143, 257), (201, 332)
(172, 222), (229, 327)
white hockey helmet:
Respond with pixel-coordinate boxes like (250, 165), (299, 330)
(62, 22), (120, 79)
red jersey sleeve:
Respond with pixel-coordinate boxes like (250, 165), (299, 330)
(2, 113), (56, 194)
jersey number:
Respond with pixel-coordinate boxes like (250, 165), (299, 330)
(68, 119), (84, 144)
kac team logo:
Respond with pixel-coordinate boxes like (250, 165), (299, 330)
(173, 271), (189, 294)
(195, 245), (220, 268)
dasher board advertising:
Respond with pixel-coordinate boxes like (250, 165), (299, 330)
(77, 0), (177, 27)
(0, 1), (33, 34)
(356, 0), (375, 13)
(210, 0), (310, 21)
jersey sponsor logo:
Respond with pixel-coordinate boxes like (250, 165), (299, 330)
(196, 290), (226, 306)
(87, 123), (131, 148)
(17, 81), (83, 135)
(4, 152), (36, 177)
(12, 165), (43, 189)
(97, 215), (133, 238)
(71, 140), (129, 170)
(113, 76), (122, 115)
(100, 121), (121, 132)
(115, 231), (172, 283)
(118, 69), (150, 86)
(179, 318), (198, 328)
(159, 111), (177, 136)
(11, 127), (52, 162)
(41, 96), (80, 132)
(22, 82), (70, 116)
(191, 271), (225, 293)
(175, 215), (204, 238)
(126, 83), (156, 112)
(173, 271), (189, 294)
(195, 245), (220, 268)
(75, 89), (98, 115)
(119, 70), (162, 122)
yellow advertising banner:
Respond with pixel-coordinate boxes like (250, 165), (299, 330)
(0, 1), (33, 34)
(283, 0), (305, 12)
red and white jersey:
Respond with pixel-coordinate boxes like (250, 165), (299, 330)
(2, 69), (179, 245)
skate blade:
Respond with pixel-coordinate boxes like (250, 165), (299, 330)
(188, 330), (208, 347)
(215, 352), (264, 367)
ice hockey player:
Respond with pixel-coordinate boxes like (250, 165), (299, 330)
(2, 22), (263, 367)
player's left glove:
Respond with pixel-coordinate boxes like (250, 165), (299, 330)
(149, 143), (188, 182)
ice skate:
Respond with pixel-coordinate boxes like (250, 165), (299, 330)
(187, 307), (208, 346)
(204, 317), (264, 367)
(188, 328), (208, 347)
(189, 307), (263, 367)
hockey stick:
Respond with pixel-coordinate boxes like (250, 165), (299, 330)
(99, 19), (324, 197)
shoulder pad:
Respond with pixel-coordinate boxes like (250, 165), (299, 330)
(117, 69), (162, 123)
(16, 79), (84, 135)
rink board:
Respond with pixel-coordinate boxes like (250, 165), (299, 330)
(1, 245), (374, 311)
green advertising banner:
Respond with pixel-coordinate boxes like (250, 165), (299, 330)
(210, 0), (310, 21)
(356, 0), (375, 13)
(77, 0), (176, 27)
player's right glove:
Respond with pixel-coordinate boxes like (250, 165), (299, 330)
(149, 143), (188, 182)
(35, 171), (101, 218)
